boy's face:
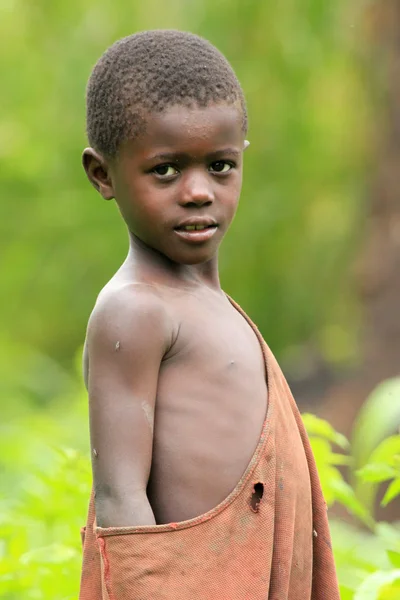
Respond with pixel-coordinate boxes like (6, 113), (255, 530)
(84, 103), (246, 266)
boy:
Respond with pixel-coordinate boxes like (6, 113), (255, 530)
(79, 30), (339, 600)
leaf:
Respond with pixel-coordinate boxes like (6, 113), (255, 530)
(352, 378), (400, 471)
(369, 437), (400, 467)
(330, 453), (353, 466)
(375, 522), (400, 552)
(382, 479), (400, 507)
(356, 463), (397, 484)
(303, 413), (350, 449)
(339, 586), (356, 600)
(329, 478), (374, 528)
(354, 570), (400, 600)
(387, 551), (400, 569)
(308, 436), (332, 463)
(351, 380), (400, 511)
(379, 582), (400, 599)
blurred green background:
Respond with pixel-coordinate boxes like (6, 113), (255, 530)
(2, 1), (400, 598)
(1, 0), (369, 370)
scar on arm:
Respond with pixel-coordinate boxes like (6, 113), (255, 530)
(141, 401), (154, 434)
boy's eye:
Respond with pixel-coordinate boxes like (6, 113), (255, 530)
(209, 161), (233, 173)
(153, 165), (179, 177)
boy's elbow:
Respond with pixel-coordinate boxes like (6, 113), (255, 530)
(94, 485), (156, 528)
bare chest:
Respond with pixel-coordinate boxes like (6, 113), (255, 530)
(148, 294), (268, 523)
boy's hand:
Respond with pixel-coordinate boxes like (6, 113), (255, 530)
(86, 283), (172, 527)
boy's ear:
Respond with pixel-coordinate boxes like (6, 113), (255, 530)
(243, 140), (250, 150)
(82, 148), (115, 200)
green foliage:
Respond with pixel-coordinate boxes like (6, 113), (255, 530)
(0, 351), (90, 599)
(351, 378), (400, 511)
(303, 381), (400, 600)
(357, 436), (400, 508)
(0, 445), (90, 599)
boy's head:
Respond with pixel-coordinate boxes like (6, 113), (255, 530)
(83, 30), (249, 266)
(86, 30), (247, 158)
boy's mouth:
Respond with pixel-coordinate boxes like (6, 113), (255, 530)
(174, 218), (218, 243)
(177, 224), (216, 231)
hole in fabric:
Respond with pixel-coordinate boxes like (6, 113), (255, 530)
(250, 482), (264, 513)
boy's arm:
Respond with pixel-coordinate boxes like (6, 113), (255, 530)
(86, 285), (172, 528)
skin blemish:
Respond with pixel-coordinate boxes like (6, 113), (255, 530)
(250, 482), (264, 513)
(141, 401), (154, 434)
(115, 341), (121, 351)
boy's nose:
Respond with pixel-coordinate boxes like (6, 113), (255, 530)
(179, 172), (215, 207)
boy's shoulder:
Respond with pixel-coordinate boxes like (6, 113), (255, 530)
(87, 279), (175, 350)
(95, 278), (166, 314)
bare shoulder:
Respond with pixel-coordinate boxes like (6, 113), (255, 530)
(87, 282), (176, 360)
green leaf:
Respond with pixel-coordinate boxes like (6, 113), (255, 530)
(354, 570), (400, 600)
(387, 551), (400, 569)
(329, 478), (374, 528)
(303, 413), (349, 449)
(369, 437), (400, 467)
(351, 381), (400, 511)
(379, 582), (400, 599)
(308, 436), (332, 463)
(330, 453), (353, 466)
(382, 479), (400, 507)
(356, 463), (397, 484)
(352, 378), (400, 471)
(375, 522), (400, 552)
(339, 586), (356, 600)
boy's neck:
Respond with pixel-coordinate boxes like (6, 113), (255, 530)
(124, 232), (222, 292)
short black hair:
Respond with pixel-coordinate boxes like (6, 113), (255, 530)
(86, 30), (247, 158)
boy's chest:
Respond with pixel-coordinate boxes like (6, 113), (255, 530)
(150, 294), (268, 522)
(156, 293), (268, 452)
(163, 294), (267, 396)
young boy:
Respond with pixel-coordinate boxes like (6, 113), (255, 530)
(79, 30), (339, 600)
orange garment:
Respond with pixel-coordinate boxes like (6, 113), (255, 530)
(79, 299), (340, 599)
